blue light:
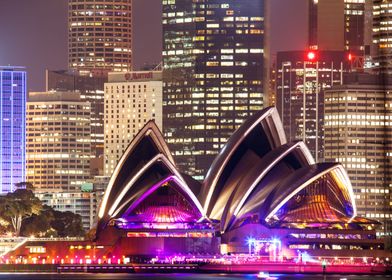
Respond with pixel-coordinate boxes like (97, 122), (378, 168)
(296, 250), (316, 263)
(246, 236), (256, 246)
(0, 67), (26, 193)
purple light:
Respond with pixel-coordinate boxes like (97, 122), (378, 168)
(122, 176), (174, 218)
(116, 175), (206, 229)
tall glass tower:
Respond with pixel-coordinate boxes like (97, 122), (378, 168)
(308, 0), (366, 57)
(163, 0), (265, 180)
(373, 0), (392, 73)
(0, 67), (26, 193)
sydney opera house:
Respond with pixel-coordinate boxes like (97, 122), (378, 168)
(93, 107), (383, 258)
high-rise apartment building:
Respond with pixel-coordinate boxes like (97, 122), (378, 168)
(373, 0), (392, 73)
(104, 71), (162, 176)
(163, 0), (265, 179)
(68, 0), (132, 76)
(26, 91), (91, 192)
(324, 72), (392, 235)
(309, 0), (366, 57)
(46, 70), (106, 176)
(276, 50), (350, 161)
(0, 67), (26, 193)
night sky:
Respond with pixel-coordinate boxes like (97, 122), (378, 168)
(0, 0), (307, 92)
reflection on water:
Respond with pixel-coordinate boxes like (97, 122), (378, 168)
(0, 273), (390, 280)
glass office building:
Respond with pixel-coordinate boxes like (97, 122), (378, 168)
(163, 0), (265, 180)
(324, 73), (392, 235)
(276, 50), (350, 162)
(0, 67), (26, 193)
(373, 0), (392, 73)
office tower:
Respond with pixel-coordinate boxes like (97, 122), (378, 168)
(46, 70), (106, 176)
(163, 0), (265, 179)
(324, 72), (392, 235)
(0, 67), (26, 193)
(309, 0), (345, 51)
(26, 91), (91, 192)
(104, 70), (162, 176)
(68, 0), (132, 76)
(309, 0), (365, 56)
(373, 0), (392, 73)
(276, 50), (350, 162)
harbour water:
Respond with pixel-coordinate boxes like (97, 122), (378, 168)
(0, 273), (390, 280)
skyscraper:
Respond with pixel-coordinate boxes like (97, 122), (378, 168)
(26, 91), (91, 192)
(68, 0), (132, 76)
(46, 70), (106, 176)
(163, 0), (265, 179)
(276, 50), (351, 161)
(373, 0), (392, 73)
(0, 67), (26, 193)
(104, 70), (163, 176)
(324, 72), (392, 235)
(309, 0), (345, 51)
(309, 0), (366, 57)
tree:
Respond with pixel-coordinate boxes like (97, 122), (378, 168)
(14, 182), (34, 191)
(0, 189), (42, 236)
(21, 205), (55, 237)
(51, 210), (84, 237)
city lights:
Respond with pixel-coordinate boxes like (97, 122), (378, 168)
(0, 0), (390, 277)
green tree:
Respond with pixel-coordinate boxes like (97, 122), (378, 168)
(0, 189), (42, 236)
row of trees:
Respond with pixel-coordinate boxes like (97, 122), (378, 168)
(0, 189), (84, 237)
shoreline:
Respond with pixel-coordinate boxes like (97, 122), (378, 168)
(0, 263), (389, 275)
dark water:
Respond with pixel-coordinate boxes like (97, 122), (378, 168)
(0, 274), (390, 280)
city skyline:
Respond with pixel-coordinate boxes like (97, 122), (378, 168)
(0, 0), (391, 274)
(0, 0), (308, 92)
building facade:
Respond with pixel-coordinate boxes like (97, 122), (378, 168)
(46, 70), (106, 176)
(324, 73), (392, 235)
(36, 191), (99, 230)
(68, 0), (132, 76)
(373, 0), (392, 73)
(0, 67), (26, 193)
(26, 91), (91, 192)
(163, 0), (265, 179)
(104, 71), (162, 176)
(276, 50), (351, 162)
(309, 0), (366, 55)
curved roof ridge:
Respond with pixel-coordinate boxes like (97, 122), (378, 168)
(202, 106), (287, 215)
(220, 141), (314, 232)
(264, 163), (357, 224)
(114, 174), (205, 221)
(98, 120), (173, 219)
(108, 153), (203, 218)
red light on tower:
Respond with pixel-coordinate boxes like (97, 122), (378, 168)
(348, 53), (353, 61)
(307, 51), (316, 61)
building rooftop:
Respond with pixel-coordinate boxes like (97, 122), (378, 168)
(107, 70), (162, 83)
(28, 91), (84, 102)
(0, 66), (26, 71)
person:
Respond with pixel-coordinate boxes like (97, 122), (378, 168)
(322, 259), (327, 274)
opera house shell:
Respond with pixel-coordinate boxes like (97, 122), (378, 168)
(96, 107), (380, 256)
